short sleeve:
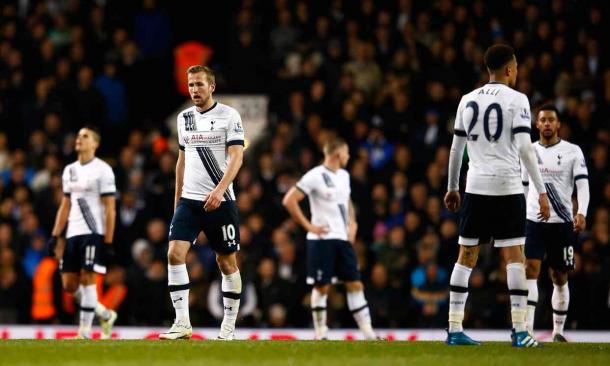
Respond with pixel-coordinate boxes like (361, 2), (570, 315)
(226, 109), (245, 146)
(100, 165), (116, 196)
(512, 94), (532, 134)
(453, 96), (467, 137)
(573, 146), (589, 182)
(296, 170), (317, 196)
(177, 113), (185, 151)
(61, 167), (71, 196)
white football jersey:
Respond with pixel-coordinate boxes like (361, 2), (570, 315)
(454, 82), (533, 195)
(62, 158), (116, 238)
(522, 140), (588, 223)
(296, 165), (351, 241)
(177, 102), (245, 202)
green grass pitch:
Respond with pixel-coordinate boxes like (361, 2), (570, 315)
(1, 340), (609, 366)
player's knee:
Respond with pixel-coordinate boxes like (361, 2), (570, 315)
(216, 255), (237, 275)
(551, 270), (568, 285)
(501, 246), (524, 264)
(525, 262), (540, 279)
(63, 280), (79, 293)
(457, 247), (478, 268)
(345, 281), (363, 292)
(314, 285), (330, 295)
(167, 248), (185, 265)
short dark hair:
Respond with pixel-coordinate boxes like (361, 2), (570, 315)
(82, 125), (101, 143)
(187, 65), (215, 84)
(537, 104), (560, 119)
(484, 44), (515, 71)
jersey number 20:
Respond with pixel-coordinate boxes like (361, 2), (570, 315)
(465, 101), (503, 142)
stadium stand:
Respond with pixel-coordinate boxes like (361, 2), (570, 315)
(0, 0), (608, 331)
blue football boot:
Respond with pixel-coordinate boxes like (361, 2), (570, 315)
(511, 329), (542, 348)
(446, 329), (481, 346)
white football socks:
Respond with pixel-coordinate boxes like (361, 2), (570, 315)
(506, 263), (528, 332)
(311, 288), (328, 339)
(347, 290), (376, 340)
(526, 279), (538, 333)
(220, 270), (242, 337)
(552, 282), (569, 335)
(74, 285), (112, 321)
(168, 264), (190, 323)
(79, 284), (97, 336)
(448, 263), (472, 333)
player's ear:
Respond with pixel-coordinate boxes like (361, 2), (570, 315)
(209, 83), (216, 93)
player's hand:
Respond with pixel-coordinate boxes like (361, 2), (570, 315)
(307, 224), (329, 236)
(538, 193), (550, 221)
(573, 214), (586, 233)
(46, 236), (58, 257)
(203, 187), (224, 212)
(444, 191), (461, 212)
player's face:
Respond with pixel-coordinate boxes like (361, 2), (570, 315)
(536, 110), (560, 139)
(507, 56), (518, 87)
(188, 72), (215, 108)
(75, 128), (99, 153)
(337, 145), (350, 167)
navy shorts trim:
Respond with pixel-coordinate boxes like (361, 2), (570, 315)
(458, 193), (526, 246)
(525, 220), (576, 271)
(169, 198), (240, 254)
(61, 234), (106, 274)
(306, 239), (360, 285)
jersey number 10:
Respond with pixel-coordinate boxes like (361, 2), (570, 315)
(465, 101), (503, 142)
(222, 224), (236, 241)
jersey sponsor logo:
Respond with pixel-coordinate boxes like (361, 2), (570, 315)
(539, 167), (564, 176)
(520, 108), (530, 120)
(183, 112), (196, 131)
(183, 134), (223, 145)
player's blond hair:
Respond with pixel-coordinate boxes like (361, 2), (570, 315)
(323, 137), (347, 156)
(187, 65), (216, 85)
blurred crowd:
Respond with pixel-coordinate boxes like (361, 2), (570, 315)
(0, 0), (609, 330)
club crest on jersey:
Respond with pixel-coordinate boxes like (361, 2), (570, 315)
(183, 111), (196, 131)
(69, 167), (78, 182)
(210, 120), (216, 131)
(557, 154), (562, 165)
